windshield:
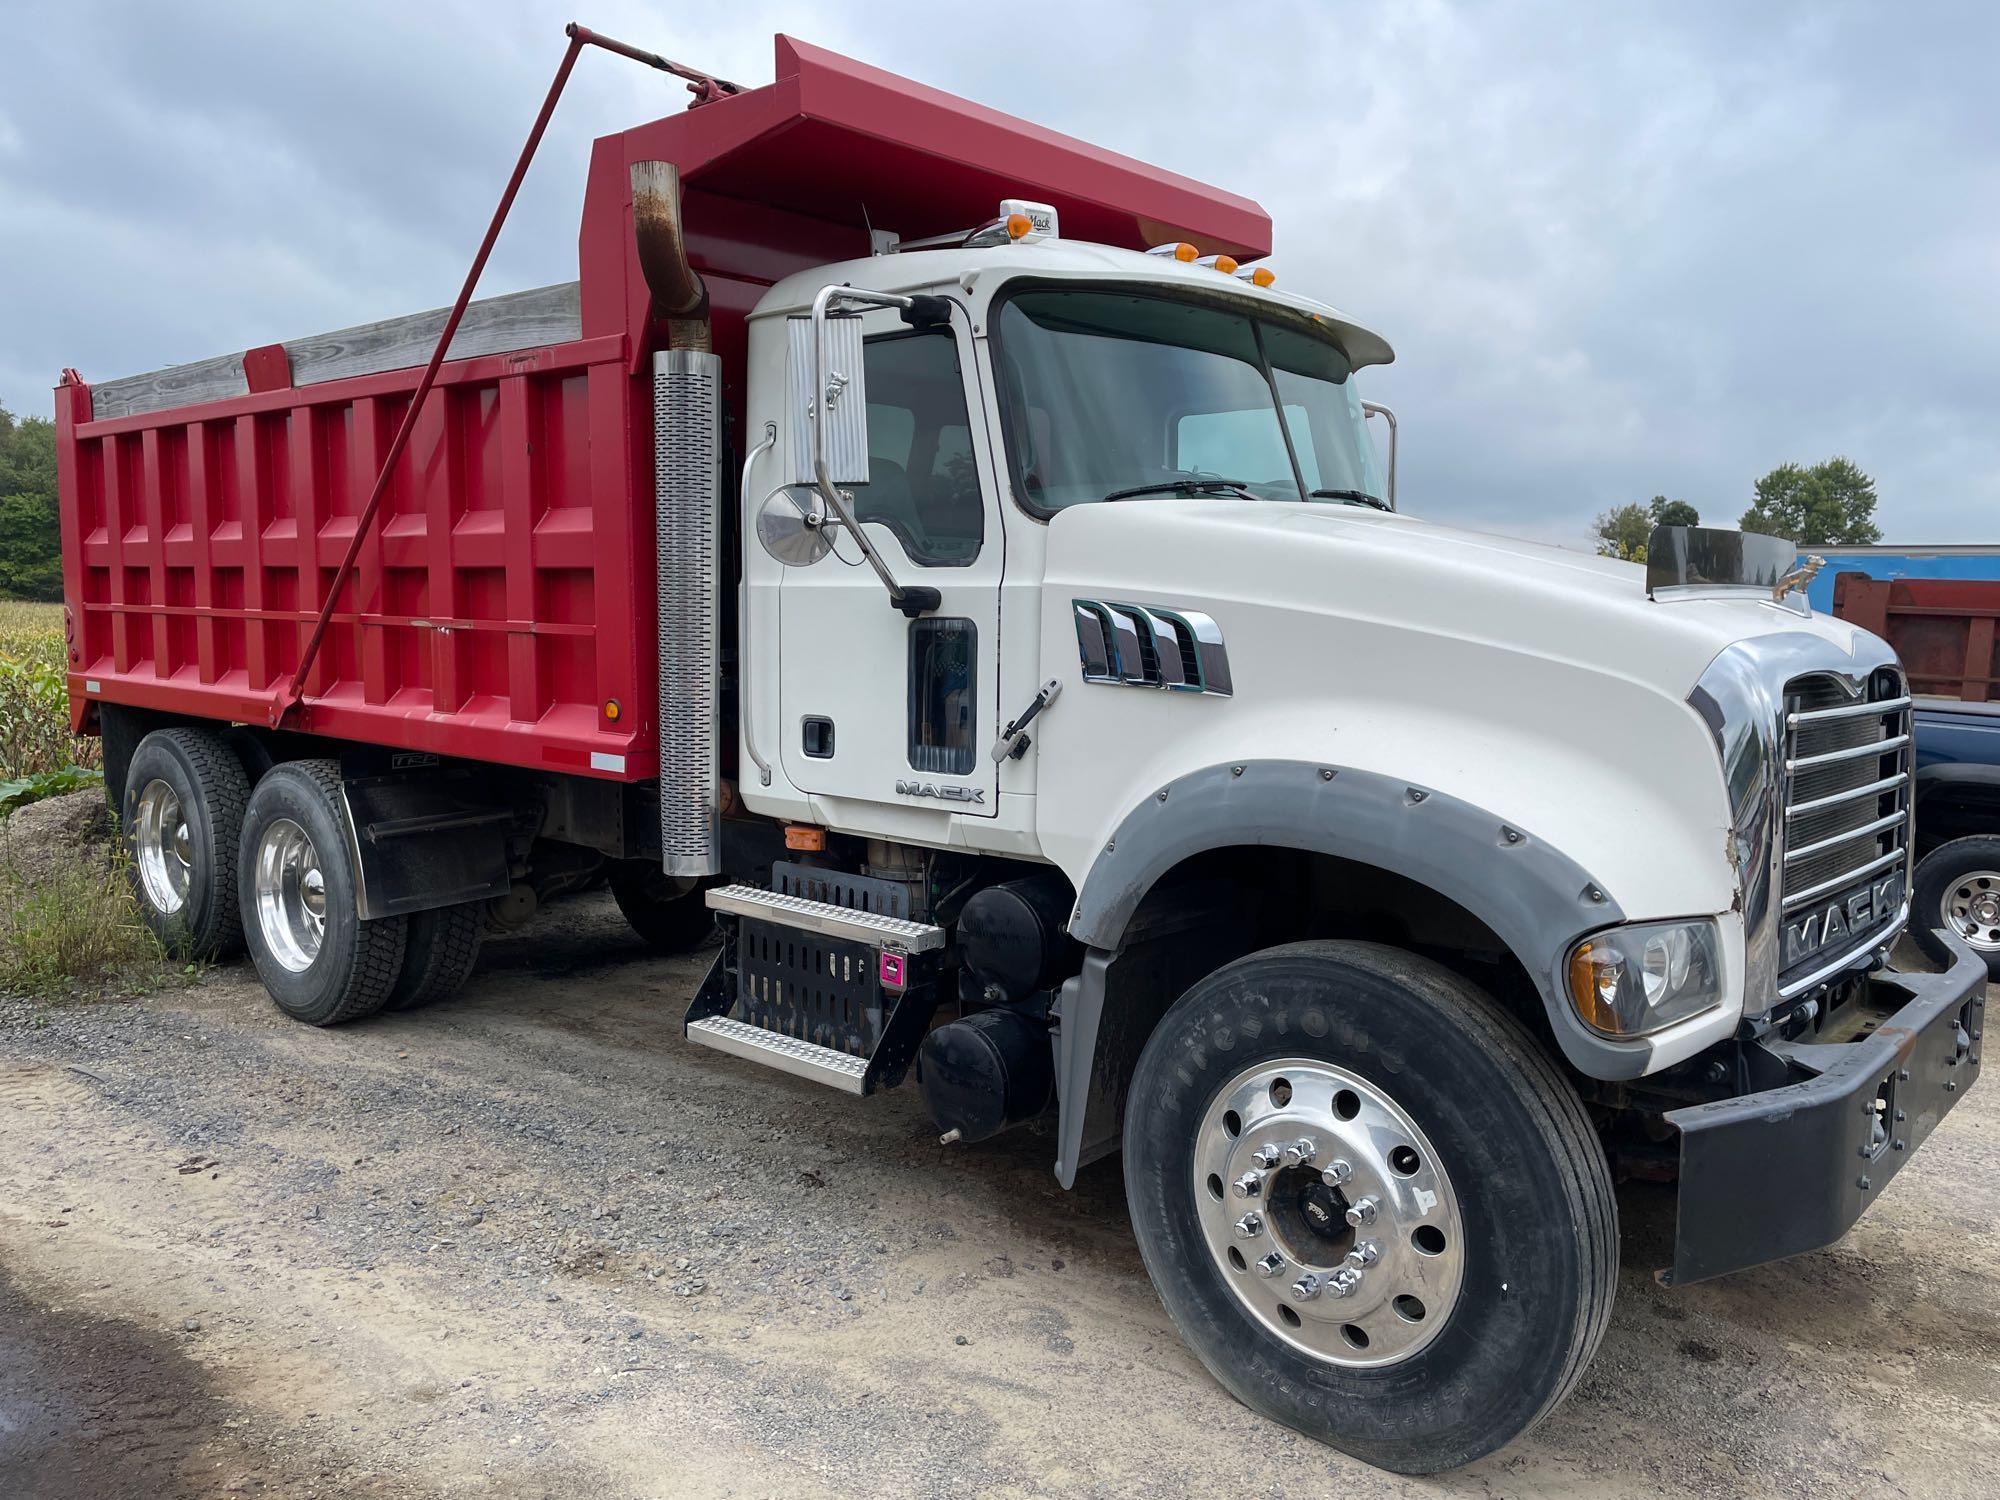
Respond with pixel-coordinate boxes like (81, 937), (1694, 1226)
(991, 287), (1384, 513)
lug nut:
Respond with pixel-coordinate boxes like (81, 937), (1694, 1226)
(1290, 1273), (1324, 1302)
(1345, 1195), (1380, 1228)
(1281, 1137), (1318, 1168)
(1233, 1172), (1265, 1199)
(1234, 1212), (1264, 1239)
(1346, 1240), (1380, 1268)
(1252, 1144), (1282, 1169)
(1328, 1268), (1363, 1298)
(1320, 1159), (1353, 1187)
(1255, 1252), (1287, 1278)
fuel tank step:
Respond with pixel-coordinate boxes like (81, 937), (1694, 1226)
(688, 882), (947, 1096)
(703, 884), (945, 951)
(686, 1015), (870, 1094)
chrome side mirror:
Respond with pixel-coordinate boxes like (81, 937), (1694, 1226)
(1361, 400), (1397, 511)
(787, 311), (870, 487)
(785, 285), (945, 617)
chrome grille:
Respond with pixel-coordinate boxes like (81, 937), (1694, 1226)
(1777, 668), (1912, 979)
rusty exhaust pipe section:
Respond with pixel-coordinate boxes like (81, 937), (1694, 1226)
(631, 160), (711, 352)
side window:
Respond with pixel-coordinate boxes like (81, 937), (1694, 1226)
(908, 618), (977, 774)
(849, 331), (984, 566)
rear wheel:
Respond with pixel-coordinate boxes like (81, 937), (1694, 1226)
(121, 727), (250, 959)
(239, 761), (406, 1025)
(608, 863), (714, 953)
(1913, 835), (2000, 980)
(1124, 941), (1617, 1474)
(385, 903), (484, 1011)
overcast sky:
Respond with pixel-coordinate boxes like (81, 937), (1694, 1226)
(2, 1), (1994, 547)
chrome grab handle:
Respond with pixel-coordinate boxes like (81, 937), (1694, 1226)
(1360, 400), (1397, 510)
(738, 421), (777, 786)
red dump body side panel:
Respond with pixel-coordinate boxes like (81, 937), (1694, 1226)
(58, 35), (1271, 780)
(1833, 573), (2000, 704)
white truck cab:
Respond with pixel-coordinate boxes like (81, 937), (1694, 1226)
(677, 204), (1984, 1470)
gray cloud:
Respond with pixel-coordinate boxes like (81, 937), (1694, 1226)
(2, 0), (1993, 546)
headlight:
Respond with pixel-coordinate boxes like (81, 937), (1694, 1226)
(1565, 919), (1723, 1038)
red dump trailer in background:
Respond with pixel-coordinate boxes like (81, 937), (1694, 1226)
(56, 33), (1266, 784)
(1830, 571), (2000, 976)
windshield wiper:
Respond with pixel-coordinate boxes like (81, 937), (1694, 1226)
(1310, 488), (1391, 511)
(1103, 476), (1254, 503)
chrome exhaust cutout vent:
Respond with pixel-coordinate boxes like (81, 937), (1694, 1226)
(654, 348), (723, 877)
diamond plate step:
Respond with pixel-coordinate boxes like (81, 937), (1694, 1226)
(704, 884), (944, 951)
(686, 1016), (870, 1094)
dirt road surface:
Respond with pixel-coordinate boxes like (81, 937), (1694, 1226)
(2, 895), (1994, 1499)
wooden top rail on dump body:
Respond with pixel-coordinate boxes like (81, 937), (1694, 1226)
(57, 33), (1271, 780)
(1833, 573), (2000, 705)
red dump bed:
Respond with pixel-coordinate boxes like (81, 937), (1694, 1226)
(1833, 574), (2000, 704)
(57, 35), (1270, 780)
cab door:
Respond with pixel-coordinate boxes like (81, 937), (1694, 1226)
(777, 312), (1003, 820)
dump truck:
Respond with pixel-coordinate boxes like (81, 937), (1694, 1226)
(54, 32), (1985, 1474)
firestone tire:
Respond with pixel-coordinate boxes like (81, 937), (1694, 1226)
(1123, 941), (1618, 1475)
(121, 727), (250, 960)
(385, 903), (485, 1011)
(608, 864), (715, 954)
(238, 761), (407, 1027)
(1912, 835), (2000, 981)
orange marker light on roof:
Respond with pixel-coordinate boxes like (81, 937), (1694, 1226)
(1147, 242), (1200, 261)
(1213, 255), (1239, 275)
(1006, 212), (1035, 240)
(1248, 266), (1276, 287)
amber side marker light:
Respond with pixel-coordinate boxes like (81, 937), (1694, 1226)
(603, 698), (622, 722)
(1006, 212), (1035, 240)
(784, 824), (827, 852)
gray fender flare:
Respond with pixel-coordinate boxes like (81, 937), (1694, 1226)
(1053, 761), (1641, 1185)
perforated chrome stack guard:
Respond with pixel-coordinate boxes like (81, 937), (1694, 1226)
(653, 348), (722, 877)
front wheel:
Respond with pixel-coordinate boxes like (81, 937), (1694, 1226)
(1123, 941), (1617, 1474)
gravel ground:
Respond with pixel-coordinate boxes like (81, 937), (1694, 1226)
(0, 886), (1994, 1499)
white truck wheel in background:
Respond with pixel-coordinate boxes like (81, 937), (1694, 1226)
(1123, 941), (1617, 1475)
(238, 761), (407, 1026)
(1912, 835), (2000, 981)
(120, 727), (250, 960)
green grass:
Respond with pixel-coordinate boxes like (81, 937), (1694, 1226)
(0, 601), (173, 999)
(0, 850), (171, 999)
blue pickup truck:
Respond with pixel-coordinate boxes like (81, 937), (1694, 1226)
(1818, 547), (2000, 978)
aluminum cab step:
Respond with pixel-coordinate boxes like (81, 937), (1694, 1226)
(703, 884), (945, 951)
(686, 1015), (870, 1094)
(689, 883), (947, 1096)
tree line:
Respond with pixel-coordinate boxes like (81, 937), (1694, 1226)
(1592, 457), (1883, 562)
(0, 402), (61, 600)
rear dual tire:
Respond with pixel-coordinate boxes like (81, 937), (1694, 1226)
(122, 728), (250, 959)
(1124, 941), (1617, 1474)
(238, 761), (407, 1026)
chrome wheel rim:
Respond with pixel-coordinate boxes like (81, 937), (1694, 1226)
(134, 778), (192, 915)
(254, 818), (326, 972)
(1195, 1058), (1465, 1368)
(1944, 869), (2000, 952)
